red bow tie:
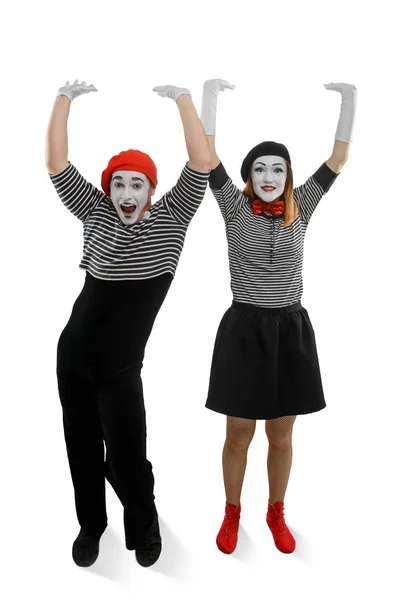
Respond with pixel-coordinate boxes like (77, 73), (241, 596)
(252, 198), (285, 215)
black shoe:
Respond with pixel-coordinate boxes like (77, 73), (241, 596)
(135, 512), (162, 567)
(72, 529), (101, 567)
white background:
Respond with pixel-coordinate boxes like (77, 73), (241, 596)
(1, 1), (399, 599)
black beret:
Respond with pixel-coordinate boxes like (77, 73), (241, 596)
(240, 141), (291, 182)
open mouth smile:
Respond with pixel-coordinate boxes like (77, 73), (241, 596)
(262, 186), (276, 192)
(120, 204), (137, 216)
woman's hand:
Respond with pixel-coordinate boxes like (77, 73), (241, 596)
(324, 82), (357, 95)
(324, 82), (357, 143)
(324, 82), (357, 173)
(203, 78), (236, 93)
(152, 85), (191, 103)
(56, 79), (98, 102)
(199, 78), (235, 169)
(201, 79), (235, 136)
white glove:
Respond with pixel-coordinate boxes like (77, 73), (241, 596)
(200, 79), (235, 135)
(56, 79), (98, 102)
(152, 85), (191, 102)
(324, 82), (357, 143)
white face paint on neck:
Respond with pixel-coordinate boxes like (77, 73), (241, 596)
(251, 155), (287, 203)
(110, 170), (154, 225)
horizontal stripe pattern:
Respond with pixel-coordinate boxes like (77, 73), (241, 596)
(49, 162), (210, 280)
(211, 170), (331, 307)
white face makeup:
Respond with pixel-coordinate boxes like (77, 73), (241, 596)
(251, 155), (287, 203)
(110, 170), (153, 224)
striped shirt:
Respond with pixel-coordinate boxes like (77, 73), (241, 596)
(209, 162), (338, 307)
(49, 162), (210, 280)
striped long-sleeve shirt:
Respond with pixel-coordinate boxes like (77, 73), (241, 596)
(49, 162), (210, 280)
(209, 162), (338, 307)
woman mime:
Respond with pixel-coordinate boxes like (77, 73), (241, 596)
(45, 80), (211, 567)
(200, 79), (357, 554)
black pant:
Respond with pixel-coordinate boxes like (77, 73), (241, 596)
(56, 272), (173, 549)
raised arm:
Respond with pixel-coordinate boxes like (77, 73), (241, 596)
(151, 84), (210, 224)
(294, 83), (357, 224)
(45, 80), (97, 175)
(324, 82), (357, 174)
(152, 85), (211, 172)
(45, 95), (70, 175)
(46, 80), (105, 223)
(200, 78), (236, 169)
(199, 79), (248, 223)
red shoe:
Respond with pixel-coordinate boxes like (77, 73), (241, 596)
(266, 501), (296, 554)
(216, 503), (241, 554)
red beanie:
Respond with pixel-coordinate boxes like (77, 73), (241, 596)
(101, 149), (158, 196)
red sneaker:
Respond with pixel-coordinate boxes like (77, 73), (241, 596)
(216, 503), (241, 554)
(266, 501), (296, 554)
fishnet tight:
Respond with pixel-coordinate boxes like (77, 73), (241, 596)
(222, 415), (297, 506)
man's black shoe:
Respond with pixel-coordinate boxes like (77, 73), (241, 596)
(72, 529), (101, 567)
(135, 512), (162, 567)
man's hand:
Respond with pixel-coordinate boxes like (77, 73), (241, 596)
(152, 85), (191, 103)
(56, 79), (98, 102)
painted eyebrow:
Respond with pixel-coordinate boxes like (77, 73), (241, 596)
(254, 161), (285, 167)
(111, 175), (145, 182)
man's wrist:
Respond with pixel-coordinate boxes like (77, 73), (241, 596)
(56, 93), (72, 103)
(176, 93), (192, 105)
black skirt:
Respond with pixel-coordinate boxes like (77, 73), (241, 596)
(205, 301), (326, 420)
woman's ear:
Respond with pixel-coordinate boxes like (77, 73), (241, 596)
(151, 186), (156, 197)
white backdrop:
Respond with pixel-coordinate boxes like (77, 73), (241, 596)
(1, 1), (399, 599)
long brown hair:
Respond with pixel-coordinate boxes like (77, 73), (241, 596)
(242, 159), (298, 226)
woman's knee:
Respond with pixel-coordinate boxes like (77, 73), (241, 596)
(265, 416), (296, 450)
(225, 417), (256, 451)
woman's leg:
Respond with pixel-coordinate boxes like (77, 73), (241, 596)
(223, 416), (257, 505)
(265, 416), (296, 504)
(216, 416), (256, 553)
